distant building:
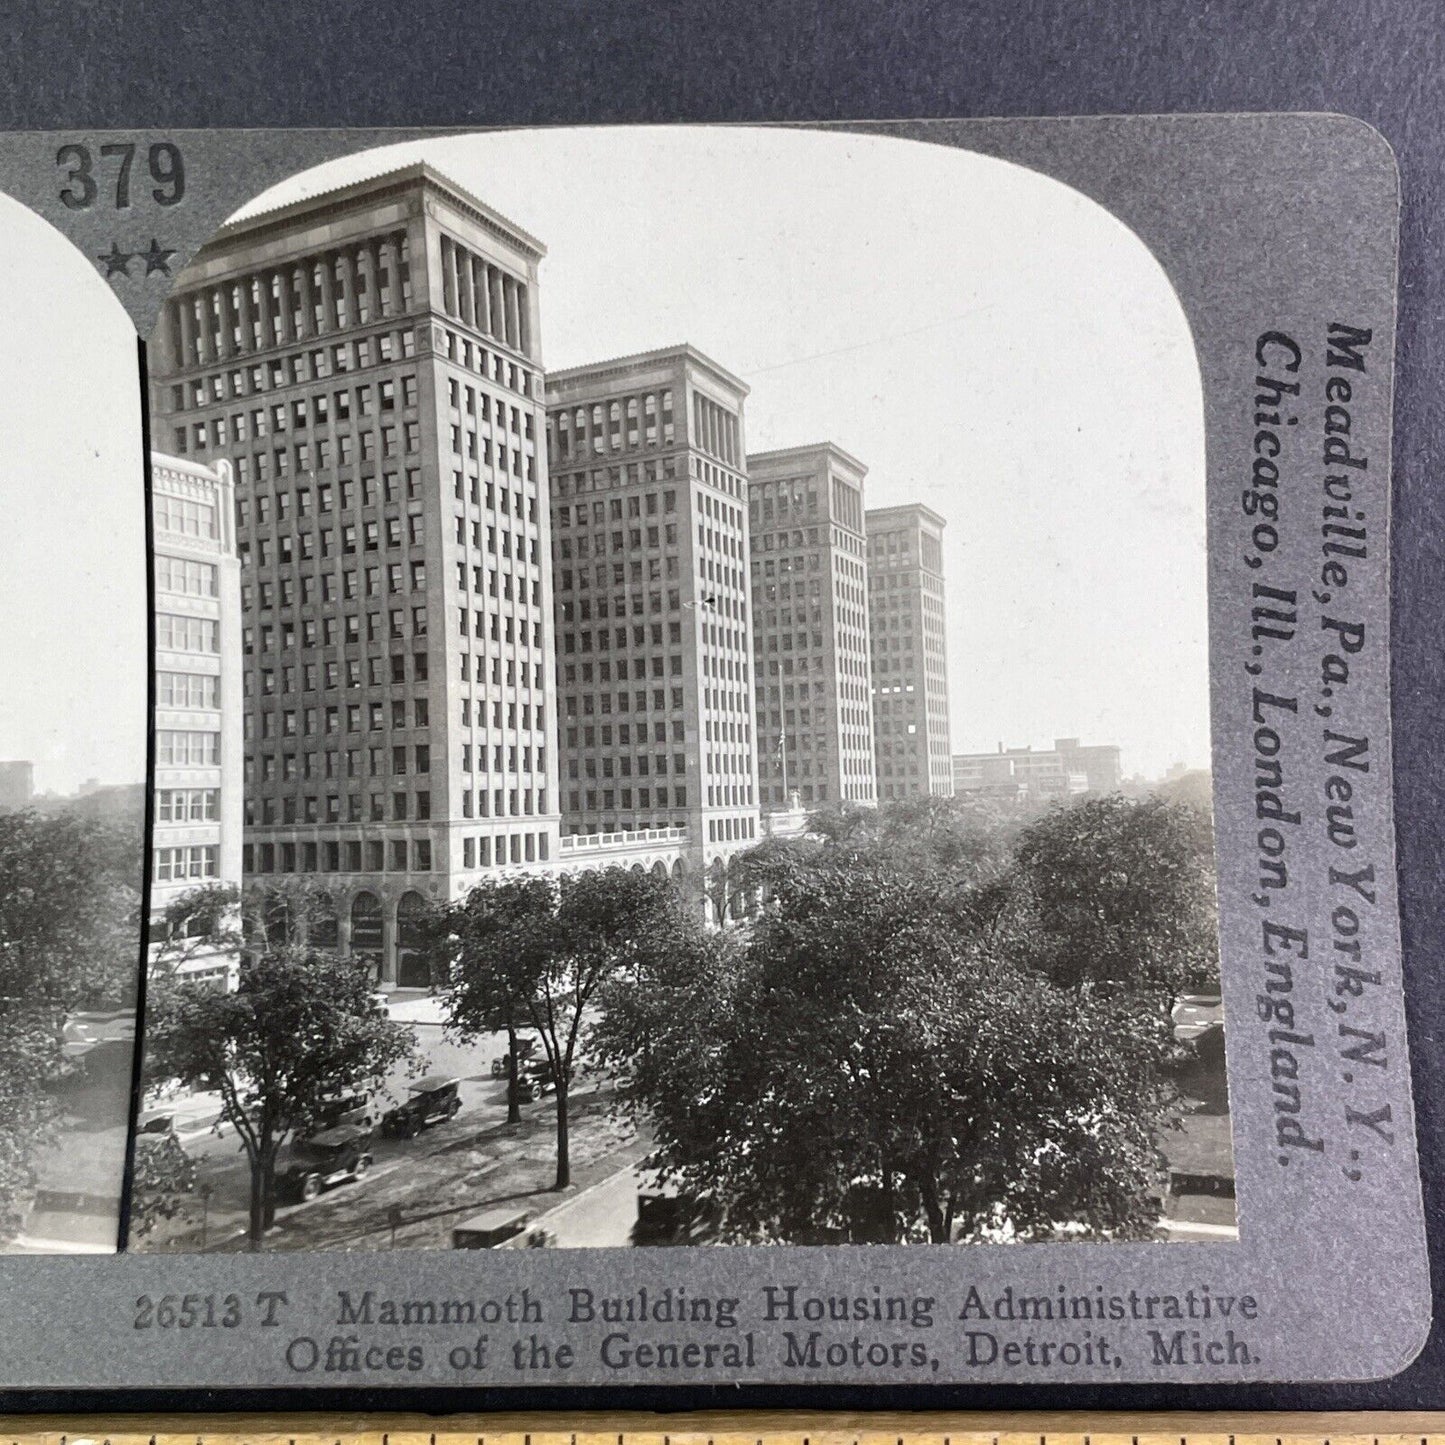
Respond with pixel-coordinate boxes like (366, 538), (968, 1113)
(748, 443), (876, 810)
(0, 761), (33, 812)
(547, 344), (761, 874)
(866, 504), (952, 799)
(1054, 735), (1123, 793)
(952, 736), (1122, 801)
(150, 453), (244, 989)
(68, 782), (145, 825)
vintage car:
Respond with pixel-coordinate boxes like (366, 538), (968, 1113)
(277, 1124), (373, 1203)
(512, 1056), (557, 1103)
(300, 1089), (375, 1138)
(452, 1205), (530, 1249)
(1171, 993), (1224, 1054)
(488, 1037), (539, 1079)
(380, 1074), (462, 1138)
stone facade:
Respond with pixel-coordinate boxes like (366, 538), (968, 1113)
(546, 345), (762, 877)
(148, 164), (558, 984)
(748, 443), (876, 810)
(866, 503), (953, 799)
(150, 452), (244, 988)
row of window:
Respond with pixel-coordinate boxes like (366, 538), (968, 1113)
(569, 786), (687, 813)
(200, 420), (423, 474)
(551, 458), (679, 500)
(706, 814), (756, 842)
(154, 844), (219, 882)
(156, 788), (219, 822)
(247, 790), (432, 825)
(179, 374), (420, 456)
(460, 832), (551, 868)
(248, 836), (434, 876)
(565, 751), (688, 781)
(244, 607), (428, 654)
(555, 528), (680, 560)
(156, 556), (219, 597)
(157, 730), (220, 766)
(459, 786), (547, 819)
(156, 614), (220, 654)
(246, 558), (426, 612)
(438, 327), (538, 400)
(154, 494), (218, 540)
(238, 515), (424, 570)
(158, 671), (220, 709)
(169, 324), (414, 410)
(549, 391), (676, 461)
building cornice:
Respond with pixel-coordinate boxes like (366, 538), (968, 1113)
(866, 502), (948, 531)
(548, 343), (750, 402)
(747, 441), (868, 480)
(196, 162), (546, 269)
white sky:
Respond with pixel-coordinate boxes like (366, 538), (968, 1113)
(0, 195), (146, 795)
(0, 127), (1209, 794)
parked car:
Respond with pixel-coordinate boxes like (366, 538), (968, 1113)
(301, 1089), (374, 1138)
(278, 1124), (373, 1203)
(489, 1038), (538, 1079)
(1171, 993), (1224, 1054)
(511, 1057), (556, 1103)
(380, 1075), (461, 1138)
(452, 1205), (530, 1249)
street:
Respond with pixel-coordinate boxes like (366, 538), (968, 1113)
(137, 997), (650, 1253)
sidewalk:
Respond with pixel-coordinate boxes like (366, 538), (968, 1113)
(387, 991), (448, 1026)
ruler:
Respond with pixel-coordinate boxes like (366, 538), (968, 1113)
(1, 1414), (1444, 1445)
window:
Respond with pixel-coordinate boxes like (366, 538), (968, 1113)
(153, 844), (219, 882)
(155, 556), (219, 597)
(155, 788), (219, 822)
(155, 612), (219, 653)
(153, 494), (218, 539)
(157, 671), (219, 708)
(156, 729), (220, 765)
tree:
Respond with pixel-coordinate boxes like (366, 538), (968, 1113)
(425, 877), (554, 1127)
(440, 868), (695, 1189)
(144, 944), (417, 1248)
(1010, 793), (1219, 996)
(598, 856), (1178, 1243)
(147, 881), (243, 980)
(0, 809), (142, 1242)
(596, 791), (1217, 1246)
(127, 1130), (198, 1240)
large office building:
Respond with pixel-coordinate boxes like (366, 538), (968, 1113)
(866, 503), (953, 800)
(747, 443), (876, 810)
(148, 164), (559, 983)
(546, 345), (761, 866)
(150, 453), (244, 988)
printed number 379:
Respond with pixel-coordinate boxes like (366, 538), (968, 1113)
(57, 141), (185, 210)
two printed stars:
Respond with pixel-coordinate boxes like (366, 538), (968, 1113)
(98, 238), (175, 278)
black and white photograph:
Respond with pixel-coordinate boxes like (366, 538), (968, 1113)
(0, 187), (149, 1253)
(26, 126), (1224, 1257)
(0, 104), (1426, 1388)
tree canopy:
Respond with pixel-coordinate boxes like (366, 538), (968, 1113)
(437, 867), (698, 1188)
(593, 789), (1217, 1245)
(0, 809), (143, 1242)
(144, 940), (416, 1247)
